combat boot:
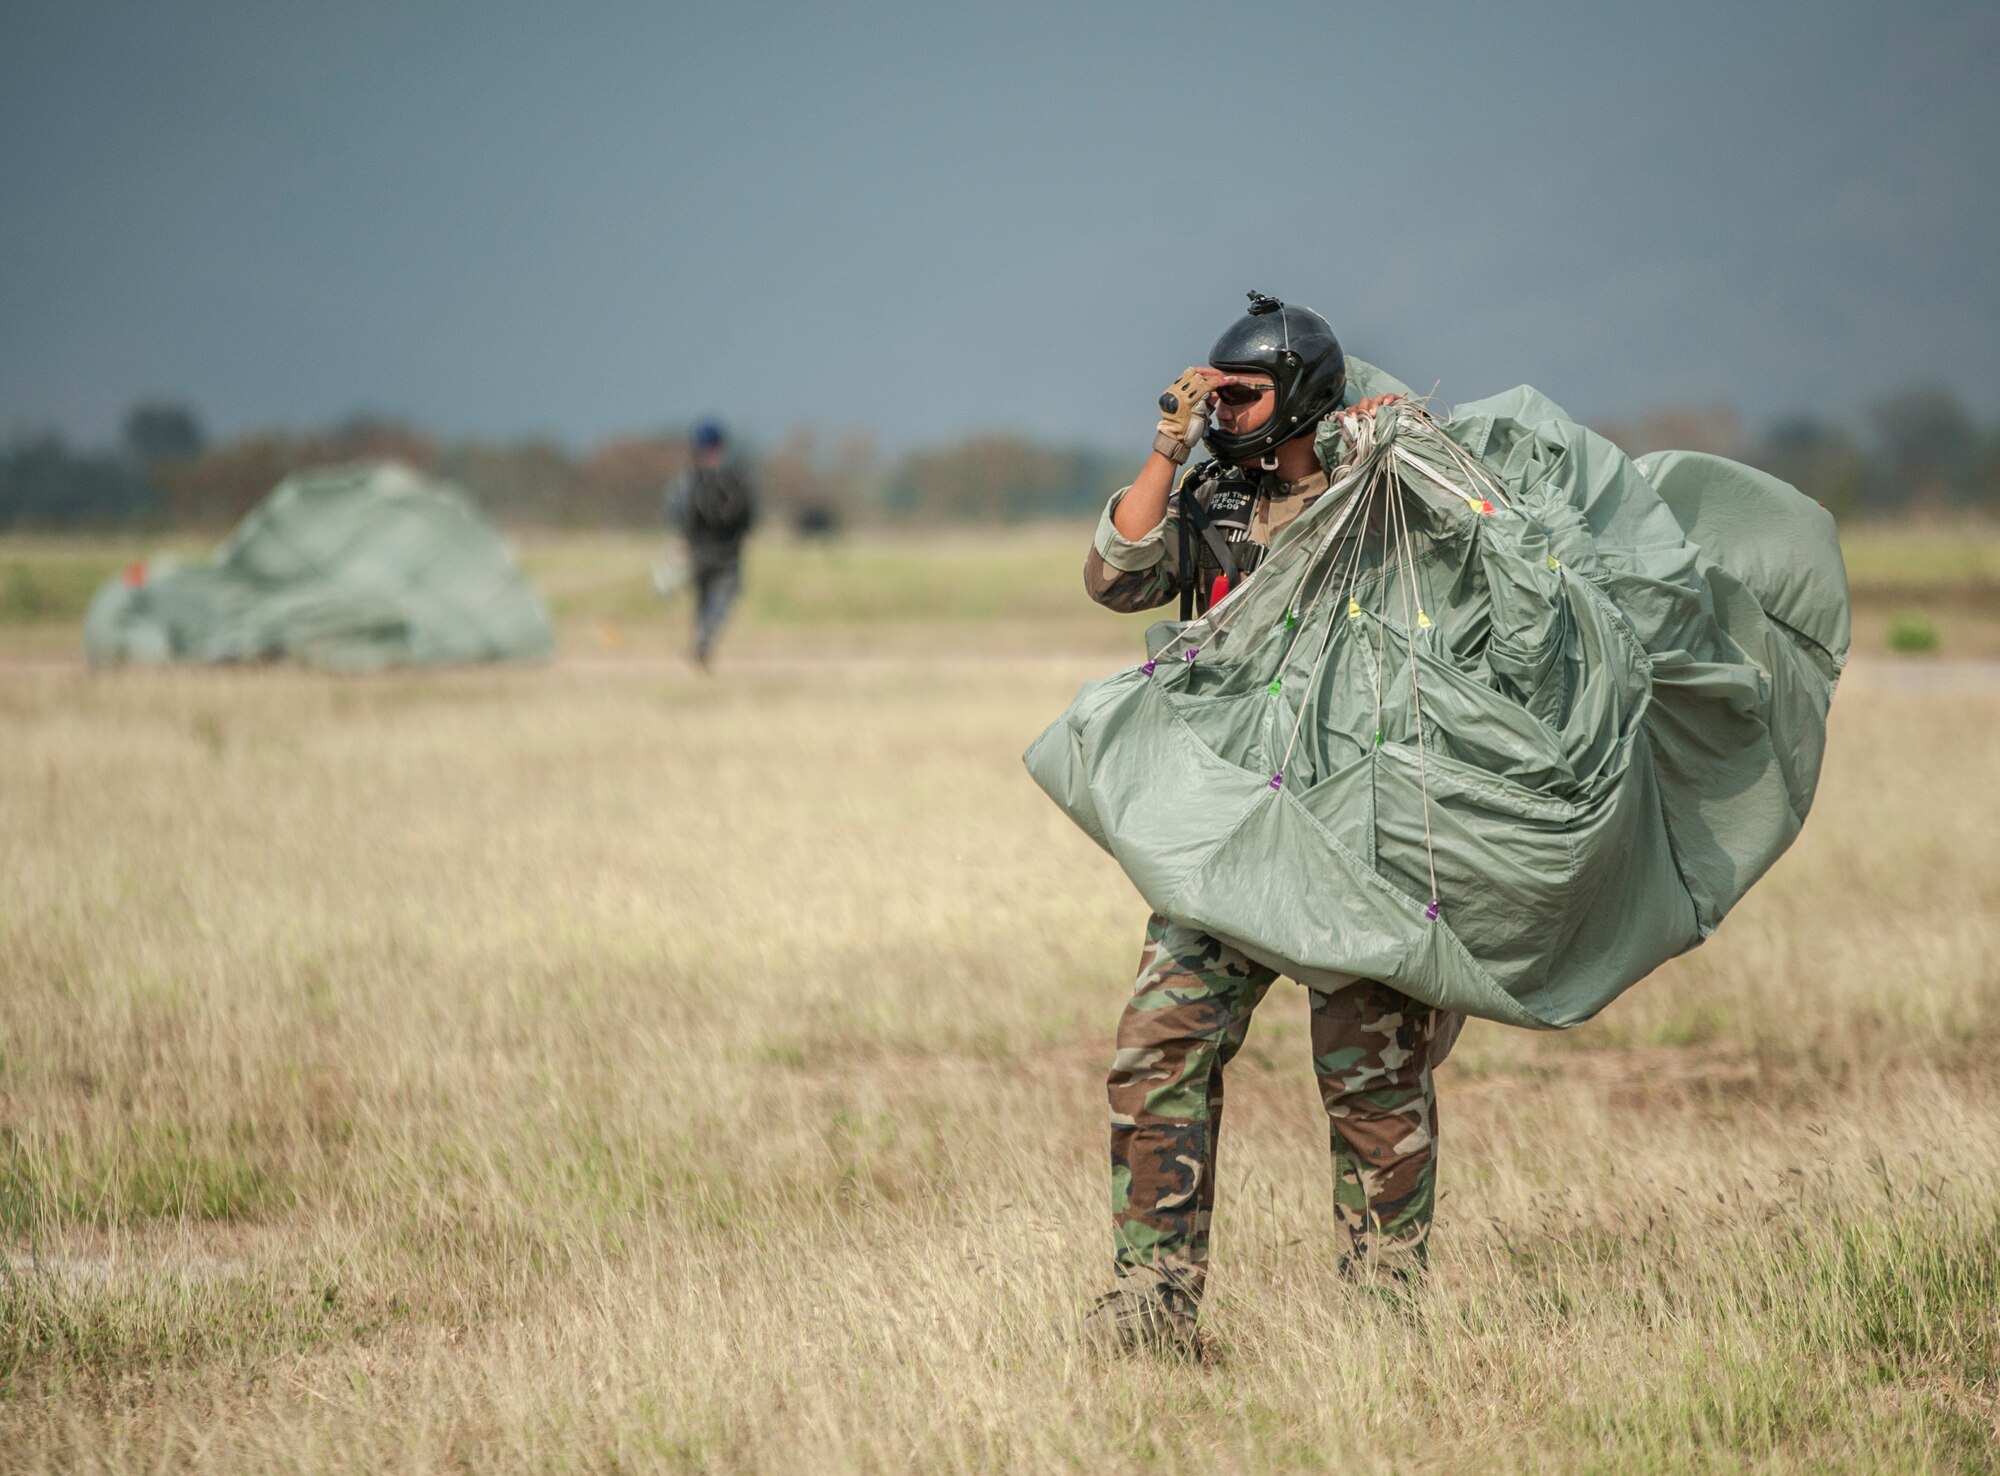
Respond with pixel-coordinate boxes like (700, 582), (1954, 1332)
(1078, 1279), (1206, 1360)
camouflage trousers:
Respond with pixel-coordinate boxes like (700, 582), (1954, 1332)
(1108, 913), (1463, 1300)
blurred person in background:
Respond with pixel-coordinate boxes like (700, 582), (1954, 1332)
(666, 419), (758, 668)
(1078, 293), (1460, 1358)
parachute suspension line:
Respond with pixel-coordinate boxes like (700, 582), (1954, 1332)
(1386, 463), (1442, 920)
(1391, 443), (1484, 517)
(1427, 425), (1513, 511)
(1256, 452), (1384, 680)
(1265, 454), (1381, 672)
(1289, 436), (1395, 773)
(1366, 475), (1386, 748)
(1398, 398), (1508, 508)
(1328, 453), (1393, 764)
(1266, 522), (1347, 681)
(1148, 406), (1409, 674)
(1277, 457), (1379, 685)
(1277, 442), (1399, 789)
(1254, 407), (1391, 681)
(1139, 451), (1378, 672)
(1274, 458), (1386, 788)
(1343, 461), (1392, 757)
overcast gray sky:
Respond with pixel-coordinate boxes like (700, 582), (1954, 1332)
(2, 0), (1996, 450)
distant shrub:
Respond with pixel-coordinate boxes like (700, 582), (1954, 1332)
(1887, 613), (1941, 654)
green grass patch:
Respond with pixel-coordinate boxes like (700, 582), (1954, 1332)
(0, 539), (212, 626)
(1886, 612), (1941, 654)
(1824, 1204), (2000, 1384)
(1838, 525), (2000, 591)
(1, 1124), (290, 1231)
(3, 525), (1997, 644)
(0, 555), (124, 625)
(1647, 1008), (1727, 1047)
(0, 1268), (334, 1387)
(527, 532), (1106, 626)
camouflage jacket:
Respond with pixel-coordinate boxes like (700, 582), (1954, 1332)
(1083, 463), (1331, 614)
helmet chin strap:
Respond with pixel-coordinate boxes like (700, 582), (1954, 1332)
(1259, 453), (1279, 471)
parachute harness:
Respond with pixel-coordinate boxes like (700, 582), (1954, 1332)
(1141, 400), (1516, 925)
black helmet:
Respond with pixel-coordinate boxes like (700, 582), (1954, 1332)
(1203, 292), (1346, 464)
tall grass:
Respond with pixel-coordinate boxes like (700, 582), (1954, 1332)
(0, 539), (1995, 1470)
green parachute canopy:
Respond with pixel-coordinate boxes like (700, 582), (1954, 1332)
(1025, 386), (1849, 1030)
(84, 461), (555, 671)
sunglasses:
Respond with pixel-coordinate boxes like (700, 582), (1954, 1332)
(1211, 381), (1274, 407)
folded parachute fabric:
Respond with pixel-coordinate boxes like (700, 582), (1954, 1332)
(1024, 388), (1849, 1029)
(84, 461), (555, 671)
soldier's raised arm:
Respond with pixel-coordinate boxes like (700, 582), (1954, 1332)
(1084, 480), (1188, 613)
(1082, 365), (1224, 612)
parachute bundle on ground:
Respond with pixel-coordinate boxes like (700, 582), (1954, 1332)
(84, 461), (555, 671)
(1025, 389), (1849, 1029)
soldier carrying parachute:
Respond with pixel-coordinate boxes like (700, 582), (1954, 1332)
(1031, 293), (1850, 1356)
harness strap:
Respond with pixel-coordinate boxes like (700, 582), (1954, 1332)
(1177, 490), (1241, 618)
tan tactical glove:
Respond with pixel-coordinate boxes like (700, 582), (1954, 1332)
(1153, 367), (1211, 464)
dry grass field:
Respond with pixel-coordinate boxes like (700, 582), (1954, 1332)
(2, 527), (1998, 1472)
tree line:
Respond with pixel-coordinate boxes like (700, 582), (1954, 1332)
(4, 387), (1997, 533)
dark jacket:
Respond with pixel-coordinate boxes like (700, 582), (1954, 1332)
(667, 464), (758, 568)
